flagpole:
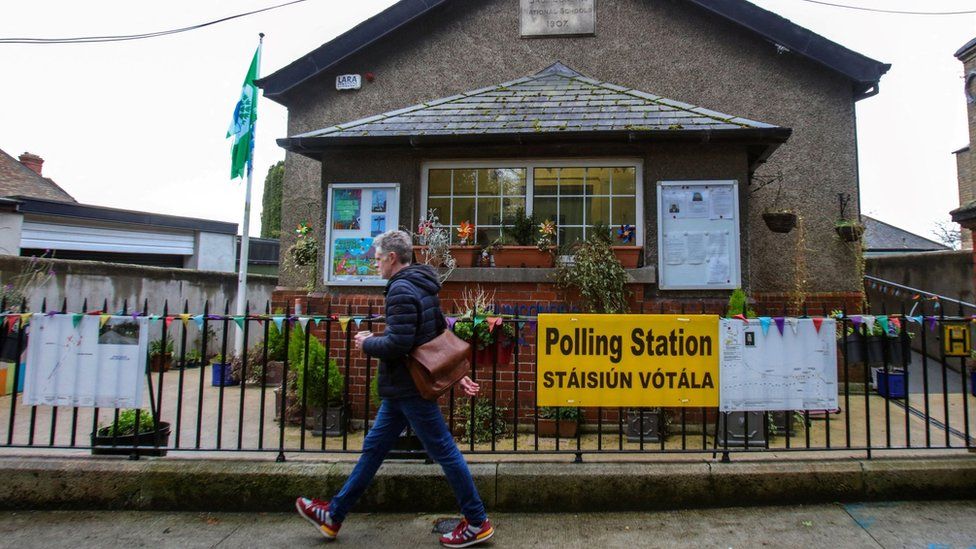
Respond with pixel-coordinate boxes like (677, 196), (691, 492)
(235, 33), (263, 355)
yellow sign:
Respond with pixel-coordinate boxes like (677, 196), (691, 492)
(942, 322), (971, 357)
(536, 314), (719, 407)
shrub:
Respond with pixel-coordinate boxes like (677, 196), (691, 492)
(97, 409), (157, 437)
(555, 232), (628, 313)
(455, 398), (508, 443)
(291, 325), (344, 408)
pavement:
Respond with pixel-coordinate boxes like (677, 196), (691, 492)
(0, 501), (974, 548)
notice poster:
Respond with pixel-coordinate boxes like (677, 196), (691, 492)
(710, 187), (735, 219)
(370, 214), (386, 236)
(686, 190), (708, 218)
(371, 191), (387, 213)
(332, 237), (378, 278)
(23, 315), (148, 408)
(332, 189), (362, 230)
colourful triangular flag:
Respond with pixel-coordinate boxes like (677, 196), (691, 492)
(233, 316), (246, 331)
(927, 316), (937, 332)
(19, 313), (31, 327)
(759, 317), (771, 336)
(862, 315), (876, 334)
(774, 317), (785, 335)
(71, 313), (83, 329)
(354, 318), (363, 329)
(298, 317), (310, 331)
(338, 317), (351, 332)
(272, 316), (284, 332)
(192, 314), (204, 329)
(99, 314), (111, 328)
(485, 317), (503, 333)
(5, 315), (18, 332)
(165, 316), (174, 329)
(877, 315), (889, 335)
(812, 317), (824, 333)
(786, 318), (798, 335)
(179, 313), (191, 328)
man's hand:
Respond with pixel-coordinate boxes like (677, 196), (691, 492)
(354, 330), (373, 350)
(458, 375), (480, 397)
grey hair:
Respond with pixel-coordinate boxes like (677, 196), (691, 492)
(373, 230), (413, 264)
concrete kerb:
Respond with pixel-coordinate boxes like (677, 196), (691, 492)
(1, 456), (975, 512)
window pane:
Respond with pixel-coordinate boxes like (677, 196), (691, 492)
(586, 168), (611, 196)
(499, 169), (526, 195)
(454, 170), (476, 195)
(560, 168), (586, 195)
(502, 198), (526, 224)
(477, 197), (501, 226)
(534, 197), (558, 224)
(478, 227), (500, 246)
(613, 167), (637, 195)
(585, 196), (610, 226)
(560, 226), (584, 247)
(534, 168), (558, 196)
(477, 169), (499, 195)
(452, 197), (475, 225)
(612, 197), (636, 225)
(428, 170), (452, 196)
(427, 198), (451, 223)
(561, 196), (584, 225)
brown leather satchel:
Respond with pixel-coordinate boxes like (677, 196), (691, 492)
(407, 312), (471, 400)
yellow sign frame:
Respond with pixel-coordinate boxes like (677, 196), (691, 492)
(942, 322), (971, 357)
(536, 314), (719, 407)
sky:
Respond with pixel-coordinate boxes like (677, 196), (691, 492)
(1, 0), (974, 242)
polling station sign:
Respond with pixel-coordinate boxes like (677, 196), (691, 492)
(536, 314), (719, 407)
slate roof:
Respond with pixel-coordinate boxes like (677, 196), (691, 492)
(257, 0), (890, 102)
(863, 215), (949, 253)
(0, 148), (76, 203)
(282, 62), (790, 157)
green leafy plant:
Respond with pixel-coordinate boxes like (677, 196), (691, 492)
(726, 289), (757, 318)
(555, 232), (628, 313)
(184, 349), (202, 364)
(455, 398), (508, 443)
(266, 321), (287, 361)
(451, 287), (515, 350)
(149, 337), (174, 357)
(0, 253), (55, 311)
(538, 406), (583, 422)
(291, 325), (344, 408)
(506, 207), (536, 246)
(97, 409), (157, 437)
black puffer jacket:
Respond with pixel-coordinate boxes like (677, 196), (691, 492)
(362, 264), (444, 399)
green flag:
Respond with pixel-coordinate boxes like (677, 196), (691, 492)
(227, 46), (260, 180)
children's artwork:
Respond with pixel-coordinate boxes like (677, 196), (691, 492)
(371, 214), (386, 236)
(332, 238), (378, 278)
(332, 189), (362, 230)
(371, 190), (387, 213)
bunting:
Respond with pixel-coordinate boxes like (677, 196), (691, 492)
(19, 313), (31, 327)
(272, 316), (284, 332)
(446, 317), (458, 330)
(485, 317), (503, 333)
(759, 316), (771, 336)
(338, 317), (351, 332)
(233, 316), (246, 331)
(877, 315), (889, 336)
(354, 318), (363, 329)
(71, 313), (83, 329)
(786, 318), (798, 335)
(179, 313), (192, 328)
(812, 317), (823, 333)
(5, 315), (18, 333)
(862, 315), (876, 335)
(99, 314), (111, 328)
(298, 317), (310, 331)
(927, 316), (938, 332)
(773, 317), (785, 335)
(165, 316), (175, 329)
(192, 315), (204, 329)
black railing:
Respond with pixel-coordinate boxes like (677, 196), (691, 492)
(0, 297), (973, 461)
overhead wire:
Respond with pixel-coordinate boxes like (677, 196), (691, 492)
(791, 0), (976, 16)
(0, 0), (312, 44)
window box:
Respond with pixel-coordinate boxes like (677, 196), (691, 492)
(612, 246), (642, 269)
(491, 246), (555, 268)
(449, 245), (482, 267)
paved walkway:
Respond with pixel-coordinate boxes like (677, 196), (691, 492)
(0, 501), (973, 548)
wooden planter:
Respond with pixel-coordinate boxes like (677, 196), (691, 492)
(762, 212), (797, 234)
(537, 418), (578, 438)
(449, 245), (481, 267)
(149, 353), (172, 373)
(91, 421), (171, 457)
(834, 224), (864, 242)
(611, 246), (642, 268)
(492, 246), (555, 268)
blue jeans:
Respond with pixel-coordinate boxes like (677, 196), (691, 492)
(329, 396), (486, 525)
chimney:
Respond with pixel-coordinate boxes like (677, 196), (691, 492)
(18, 152), (43, 176)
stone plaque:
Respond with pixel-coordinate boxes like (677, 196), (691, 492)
(520, 0), (595, 37)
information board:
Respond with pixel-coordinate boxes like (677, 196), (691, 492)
(718, 318), (838, 412)
(657, 181), (741, 290)
(23, 315), (149, 408)
(325, 183), (400, 286)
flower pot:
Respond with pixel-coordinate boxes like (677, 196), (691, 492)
(626, 409), (665, 443)
(149, 353), (172, 373)
(257, 360), (284, 386)
(448, 245), (481, 268)
(273, 387), (305, 425)
(412, 245), (442, 267)
(475, 340), (514, 366)
(611, 246), (642, 268)
(971, 370), (976, 398)
(312, 405), (348, 436)
(835, 224), (864, 242)
(537, 418), (578, 438)
(768, 411), (798, 437)
(491, 246), (556, 268)
(762, 212), (797, 233)
(715, 411), (766, 447)
(91, 421), (171, 457)
(211, 362), (238, 386)
(876, 369), (906, 399)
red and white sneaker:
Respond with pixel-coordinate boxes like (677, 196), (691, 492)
(439, 518), (494, 548)
(295, 496), (341, 540)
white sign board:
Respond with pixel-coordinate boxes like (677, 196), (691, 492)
(719, 318), (838, 412)
(326, 183), (400, 286)
(520, 0), (595, 37)
(336, 74), (362, 90)
(23, 315), (148, 408)
(657, 180), (741, 290)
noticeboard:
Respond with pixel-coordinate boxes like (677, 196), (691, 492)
(325, 183), (400, 286)
(657, 180), (741, 290)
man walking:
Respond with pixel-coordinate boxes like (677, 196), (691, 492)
(296, 230), (494, 548)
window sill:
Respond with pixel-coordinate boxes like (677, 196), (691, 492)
(444, 266), (656, 284)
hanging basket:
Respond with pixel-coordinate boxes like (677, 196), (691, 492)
(762, 212), (797, 234)
(834, 223), (864, 242)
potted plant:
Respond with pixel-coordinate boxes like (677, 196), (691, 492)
(183, 349), (202, 369)
(626, 408), (668, 443)
(291, 329), (346, 436)
(454, 397), (508, 443)
(490, 208), (557, 268)
(555, 230), (629, 314)
(210, 353), (238, 386)
(287, 222), (320, 291)
(449, 220), (481, 267)
(834, 220), (864, 242)
(612, 223), (642, 268)
(91, 409), (170, 456)
(761, 181), (797, 234)
(413, 209), (457, 271)
(252, 322), (286, 386)
(149, 337), (173, 373)
(537, 406), (582, 438)
(451, 287), (517, 365)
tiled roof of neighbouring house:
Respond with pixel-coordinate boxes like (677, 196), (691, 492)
(291, 62), (785, 140)
(863, 215), (949, 252)
(0, 149), (76, 203)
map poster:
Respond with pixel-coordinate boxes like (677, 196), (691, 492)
(332, 189), (361, 230)
(332, 237), (378, 279)
(23, 315), (148, 408)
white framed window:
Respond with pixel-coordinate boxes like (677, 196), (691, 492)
(421, 159), (644, 248)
